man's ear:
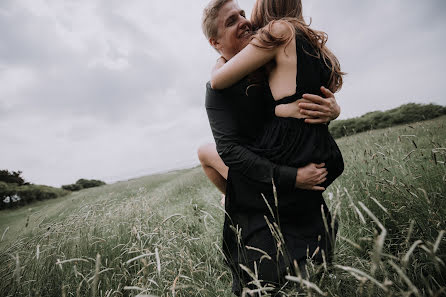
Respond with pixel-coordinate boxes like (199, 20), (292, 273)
(209, 38), (221, 51)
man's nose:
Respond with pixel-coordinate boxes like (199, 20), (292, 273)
(237, 17), (251, 30)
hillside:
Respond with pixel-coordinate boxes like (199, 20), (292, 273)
(1, 116), (445, 297)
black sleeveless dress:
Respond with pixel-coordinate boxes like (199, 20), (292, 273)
(224, 34), (343, 295)
(247, 34), (344, 188)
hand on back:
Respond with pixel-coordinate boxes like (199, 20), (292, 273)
(275, 86), (340, 124)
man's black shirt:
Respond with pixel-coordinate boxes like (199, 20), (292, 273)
(204, 80), (297, 191)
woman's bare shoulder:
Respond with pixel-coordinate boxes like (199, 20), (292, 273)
(268, 20), (294, 39)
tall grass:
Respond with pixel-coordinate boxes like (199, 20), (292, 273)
(1, 116), (445, 296)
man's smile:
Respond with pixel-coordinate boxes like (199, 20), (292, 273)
(237, 24), (251, 39)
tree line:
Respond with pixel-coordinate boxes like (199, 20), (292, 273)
(329, 103), (446, 139)
(0, 170), (106, 210)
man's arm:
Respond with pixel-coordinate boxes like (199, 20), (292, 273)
(205, 82), (297, 192)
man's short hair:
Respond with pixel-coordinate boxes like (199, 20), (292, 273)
(201, 0), (232, 40)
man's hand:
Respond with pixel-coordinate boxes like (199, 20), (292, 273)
(299, 86), (340, 124)
(295, 163), (327, 191)
(274, 86), (340, 124)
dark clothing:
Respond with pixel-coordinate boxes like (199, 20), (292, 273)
(204, 35), (341, 295)
(225, 169), (337, 295)
(205, 80), (298, 192)
(247, 35), (344, 189)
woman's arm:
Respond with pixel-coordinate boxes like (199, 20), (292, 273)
(210, 21), (293, 90)
(211, 56), (227, 77)
(210, 44), (276, 89)
(275, 87), (340, 123)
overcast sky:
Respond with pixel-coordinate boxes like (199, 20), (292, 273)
(1, 0), (445, 187)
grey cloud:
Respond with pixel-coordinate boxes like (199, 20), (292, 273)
(1, 20), (178, 123)
(2, 56), (173, 122)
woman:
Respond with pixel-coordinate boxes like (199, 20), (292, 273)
(211, 0), (344, 190)
(208, 0), (345, 293)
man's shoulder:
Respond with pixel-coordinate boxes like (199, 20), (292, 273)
(205, 80), (245, 96)
(205, 80), (246, 108)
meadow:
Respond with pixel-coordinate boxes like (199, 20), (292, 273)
(1, 116), (445, 297)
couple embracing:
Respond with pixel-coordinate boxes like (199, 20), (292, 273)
(198, 0), (345, 294)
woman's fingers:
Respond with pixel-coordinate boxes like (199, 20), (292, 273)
(275, 102), (310, 119)
(315, 163), (326, 168)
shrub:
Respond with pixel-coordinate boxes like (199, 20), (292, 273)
(0, 181), (15, 200)
(75, 179), (106, 189)
(0, 182), (69, 210)
(61, 179), (106, 192)
(0, 169), (29, 186)
(62, 184), (83, 191)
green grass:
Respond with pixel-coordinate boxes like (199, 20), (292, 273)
(1, 116), (445, 297)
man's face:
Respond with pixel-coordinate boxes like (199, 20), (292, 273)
(210, 1), (252, 60)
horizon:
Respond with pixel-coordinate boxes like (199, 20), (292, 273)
(4, 102), (443, 187)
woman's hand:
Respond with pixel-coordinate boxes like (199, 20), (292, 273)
(275, 99), (310, 119)
(295, 163), (327, 191)
(212, 56), (227, 74)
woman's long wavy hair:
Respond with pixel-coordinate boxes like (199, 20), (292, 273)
(250, 0), (344, 92)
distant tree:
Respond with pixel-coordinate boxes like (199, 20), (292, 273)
(75, 179), (106, 189)
(0, 170), (29, 186)
(61, 179), (106, 192)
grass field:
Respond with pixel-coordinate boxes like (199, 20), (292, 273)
(1, 116), (445, 297)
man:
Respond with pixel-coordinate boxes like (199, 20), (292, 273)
(199, 0), (340, 294)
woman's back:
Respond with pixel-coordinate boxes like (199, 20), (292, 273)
(267, 22), (298, 100)
(269, 28), (331, 102)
